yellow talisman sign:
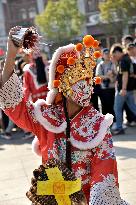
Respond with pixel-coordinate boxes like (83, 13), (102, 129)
(37, 167), (81, 205)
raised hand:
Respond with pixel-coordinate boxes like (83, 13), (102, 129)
(6, 26), (22, 58)
(2, 26), (22, 85)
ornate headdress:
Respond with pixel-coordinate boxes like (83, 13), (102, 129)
(46, 35), (101, 105)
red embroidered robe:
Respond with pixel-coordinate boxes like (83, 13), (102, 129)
(0, 73), (129, 205)
(23, 64), (48, 102)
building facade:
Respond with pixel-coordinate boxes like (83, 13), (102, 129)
(0, 0), (6, 37)
(81, 0), (119, 48)
(3, 0), (47, 34)
(82, 0), (136, 47)
(0, 0), (47, 49)
(0, 0), (7, 49)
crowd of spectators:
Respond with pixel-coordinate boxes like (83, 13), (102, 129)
(92, 34), (136, 135)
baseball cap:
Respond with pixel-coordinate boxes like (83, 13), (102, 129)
(126, 43), (135, 50)
(103, 48), (110, 54)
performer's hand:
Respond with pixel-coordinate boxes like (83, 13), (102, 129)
(2, 26), (22, 86)
(6, 26), (21, 58)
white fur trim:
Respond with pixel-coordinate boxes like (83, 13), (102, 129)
(48, 44), (78, 90)
(32, 136), (42, 156)
(23, 64), (46, 89)
(23, 63), (30, 72)
(33, 99), (67, 133)
(70, 113), (114, 150)
(45, 88), (58, 105)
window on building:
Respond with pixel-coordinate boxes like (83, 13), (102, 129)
(28, 7), (37, 19)
(20, 8), (27, 20)
(86, 0), (99, 12)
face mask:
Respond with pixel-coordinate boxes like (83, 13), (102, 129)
(70, 79), (93, 107)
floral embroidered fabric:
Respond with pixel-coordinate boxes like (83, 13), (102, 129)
(47, 136), (93, 195)
(70, 106), (104, 147)
(92, 130), (116, 160)
(0, 73), (23, 110)
(42, 104), (66, 128)
(32, 101), (113, 150)
(26, 101), (37, 123)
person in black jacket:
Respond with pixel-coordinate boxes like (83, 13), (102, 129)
(122, 36), (136, 126)
(111, 44), (136, 135)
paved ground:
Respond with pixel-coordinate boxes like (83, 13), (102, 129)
(113, 127), (136, 205)
(0, 127), (136, 205)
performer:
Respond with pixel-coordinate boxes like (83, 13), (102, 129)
(23, 53), (48, 103)
(0, 27), (129, 205)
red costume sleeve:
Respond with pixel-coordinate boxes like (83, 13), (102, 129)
(89, 131), (128, 204)
(91, 132), (118, 187)
(0, 73), (45, 138)
(5, 100), (40, 136)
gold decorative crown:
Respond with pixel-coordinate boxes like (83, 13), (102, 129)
(59, 53), (94, 96)
(53, 35), (102, 97)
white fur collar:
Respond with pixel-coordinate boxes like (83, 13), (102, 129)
(33, 99), (67, 133)
(70, 113), (113, 150)
(33, 100), (113, 149)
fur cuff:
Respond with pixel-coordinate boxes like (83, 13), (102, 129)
(32, 136), (42, 156)
(0, 73), (23, 110)
(45, 88), (58, 105)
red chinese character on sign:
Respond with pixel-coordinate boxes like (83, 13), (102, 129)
(53, 182), (65, 194)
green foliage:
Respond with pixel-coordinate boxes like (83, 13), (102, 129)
(99, 0), (136, 23)
(35, 0), (85, 44)
(99, 0), (136, 35)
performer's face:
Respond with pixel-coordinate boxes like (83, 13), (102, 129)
(70, 79), (93, 107)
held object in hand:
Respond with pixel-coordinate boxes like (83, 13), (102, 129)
(26, 159), (86, 205)
(11, 27), (39, 53)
